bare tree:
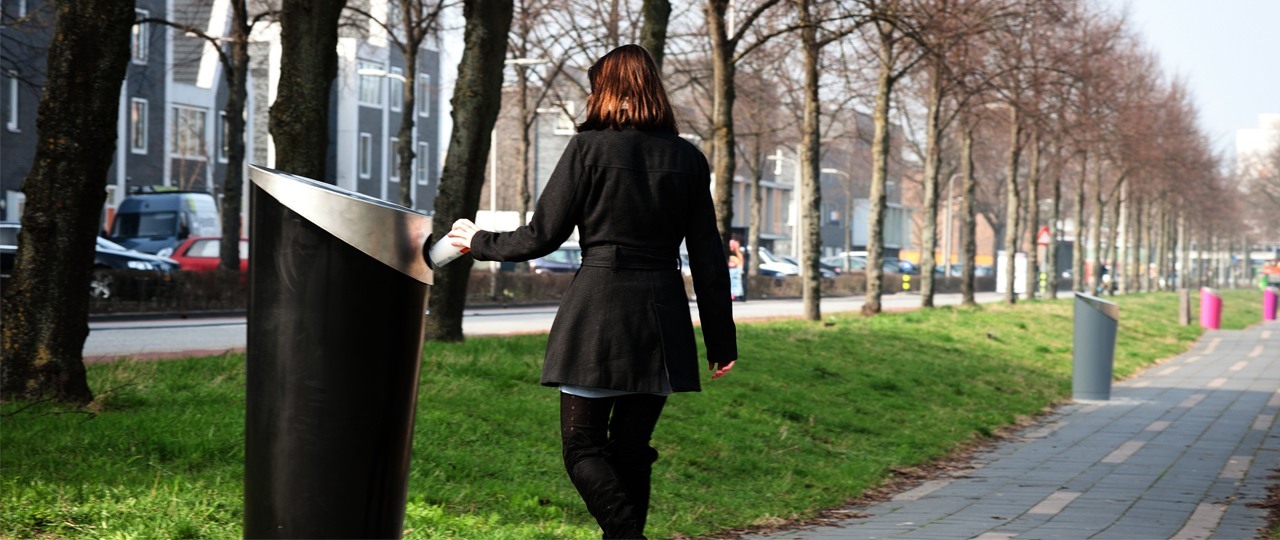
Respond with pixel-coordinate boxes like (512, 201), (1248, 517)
(1, 0), (135, 404)
(425, 0), (513, 342)
(345, 0), (448, 208)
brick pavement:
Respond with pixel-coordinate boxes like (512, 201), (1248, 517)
(745, 320), (1280, 540)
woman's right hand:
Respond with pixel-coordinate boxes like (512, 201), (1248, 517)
(447, 219), (480, 250)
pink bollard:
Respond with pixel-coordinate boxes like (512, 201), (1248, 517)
(1200, 287), (1222, 330)
(1265, 288), (1278, 322)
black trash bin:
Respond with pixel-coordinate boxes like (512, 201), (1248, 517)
(244, 165), (432, 539)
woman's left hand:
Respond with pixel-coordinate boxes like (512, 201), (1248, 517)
(709, 360), (735, 380)
(447, 219), (480, 250)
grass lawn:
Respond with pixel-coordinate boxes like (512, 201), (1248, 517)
(1, 289), (1266, 539)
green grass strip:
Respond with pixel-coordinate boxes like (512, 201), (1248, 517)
(1, 290), (1265, 539)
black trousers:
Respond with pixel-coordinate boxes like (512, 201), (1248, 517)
(560, 392), (667, 540)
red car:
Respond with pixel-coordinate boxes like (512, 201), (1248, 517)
(167, 236), (249, 273)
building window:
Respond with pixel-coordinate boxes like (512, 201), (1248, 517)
(416, 74), (430, 117)
(389, 137), (400, 182)
(554, 101), (576, 134)
(132, 10), (148, 64)
(129, 98), (147, 153)
(171, 105), (208, 159)
(6, 73), (18, 133)
(389, 67), (403, 112)
(358, 132), (373, 179)
(358, 61), (383, 107)
(416, 142), (429, 185)
(217, 111), (229, 162)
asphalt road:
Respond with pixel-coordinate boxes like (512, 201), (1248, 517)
(82, 291), (1006, 361)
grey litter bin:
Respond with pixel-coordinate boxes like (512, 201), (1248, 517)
(1073, 292), (1119, 401)
(244, 165), (432, 539)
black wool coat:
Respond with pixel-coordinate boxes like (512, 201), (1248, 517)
(468, 128), (737, 393)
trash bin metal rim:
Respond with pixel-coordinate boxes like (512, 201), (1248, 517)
(249, 165), (433, 285)
(1074, 292), (1119, 320)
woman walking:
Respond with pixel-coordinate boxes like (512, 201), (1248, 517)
(446, 44), (737, 539)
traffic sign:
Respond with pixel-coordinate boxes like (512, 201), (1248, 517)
(1036, 226), (1052, 246)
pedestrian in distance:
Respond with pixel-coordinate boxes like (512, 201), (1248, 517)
(446, 44), (738, 540)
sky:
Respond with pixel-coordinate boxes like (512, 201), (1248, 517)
(1106, 0), (1280, 157)
(437, 1), (1280, 163)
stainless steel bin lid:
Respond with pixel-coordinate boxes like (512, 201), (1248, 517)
(249, 165), (433, 285)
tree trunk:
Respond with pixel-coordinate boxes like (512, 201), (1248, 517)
(917, 64), (943, 308)
(1088, 165), (1104, 295)
(1104, 180), (1123, 296)
(1023, 129), (1039, 299)
(1000, 107), (1021, 305)
(270, 0), (346, 181)
(0, 0), (134, 404)
(1133, 198), (1144, 292)
(959, 125), (977, 307)
(1121, 184), (1131, 295)
(640, 0), (671, 70)
(798, 0), (822, 321)
(707, 0), (737, 252)
(862, 27), (894, 317)
(1177, 212), (1187, 290)
(1072, 152), (1087, 293)
(1047, 154), (1061, 299)
(220, 0), (250, 271)
(517, 64), (532, 226)
(747, 138), (764, 277)
(425, 0), (513, 342)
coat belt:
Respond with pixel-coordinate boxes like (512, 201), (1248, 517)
(580, 245), (680, 271)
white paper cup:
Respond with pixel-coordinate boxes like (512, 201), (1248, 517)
(428, 235), (469, 268)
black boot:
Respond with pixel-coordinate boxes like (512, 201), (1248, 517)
(562, 394), (648, 539)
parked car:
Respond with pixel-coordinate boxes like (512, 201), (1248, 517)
(1, 222), (180, 299)
(885, 257), (919, 275)
(752, 246), (800, 276)
(169, 236), (249, 273)
(108, 190), (221, 255)
(781, 256), (837, 279)
(529, 242), (582, 274)
(821, 253), (902, 275)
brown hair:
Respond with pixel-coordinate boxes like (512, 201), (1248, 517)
(577, 44), (678, 134)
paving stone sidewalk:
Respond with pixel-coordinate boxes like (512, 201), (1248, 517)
(746, 320), (1280, 540)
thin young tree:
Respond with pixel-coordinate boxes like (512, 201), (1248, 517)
(0, 0), (135, 403)
(707, 0), (786, 250)
(904, 0), (1007, 307)
(345, 0), (447, 208)
(143, 1), (273, 272)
